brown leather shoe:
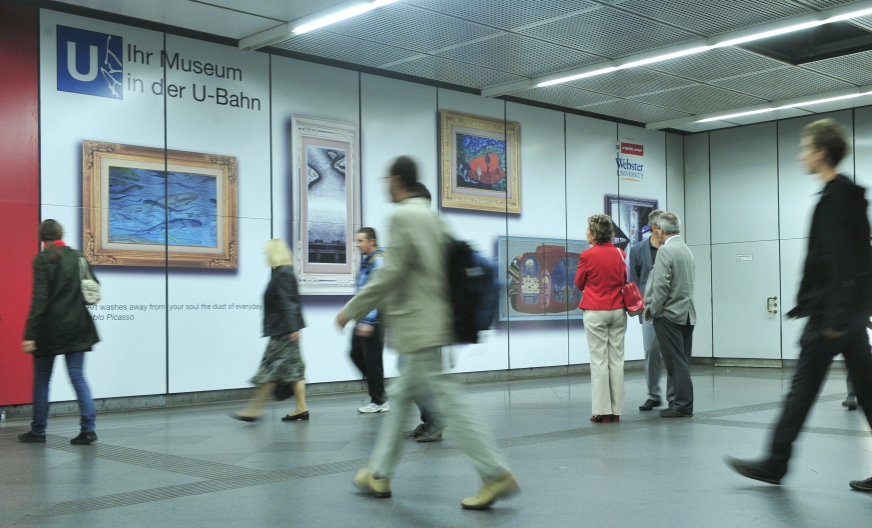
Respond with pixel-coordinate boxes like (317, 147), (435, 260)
(461, 473), (520, 510)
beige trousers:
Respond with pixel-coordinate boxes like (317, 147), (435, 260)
(584, 308), (628, 415)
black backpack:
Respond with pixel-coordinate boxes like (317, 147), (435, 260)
(446, 238), (499, 344)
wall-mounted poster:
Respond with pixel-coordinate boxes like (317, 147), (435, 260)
(604, 195), (658, 250)
(498, 236), (590, 321)
(440, 110), (520, 214)
(82, 141), (238, 268)
(291, 116), (361, 295)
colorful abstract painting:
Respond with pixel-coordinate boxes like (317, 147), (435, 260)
(455, 134), (507, 192)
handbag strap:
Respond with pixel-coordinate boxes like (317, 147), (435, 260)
(78, 254), (95, 281)
(615, 246), (629, 285)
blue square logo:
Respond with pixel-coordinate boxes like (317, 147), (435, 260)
(57, 25), (123, 99)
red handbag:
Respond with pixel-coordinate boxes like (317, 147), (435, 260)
(616, 247), (645, 316)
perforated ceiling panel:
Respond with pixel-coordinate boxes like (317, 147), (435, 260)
(796, 0), (871, 8)
(401, 0), (600, 31)
(515, 85), (617, 109)
(804, 50), (872, 85)
(274, 31), (420, 68)
(712, 67), (857, 101)
(578, 99), (691, 122)
(327, 2), (499, 54)
(383, 55), (526, 89)
(436, 33), (599, 78)
(567, 68), (697, 98)
(517, 6), (698, 59)
(611, 0), (809, 37)
(845, 14), (872, 32)
(649, 47), (786, 82)
(632, 84), (768, 114)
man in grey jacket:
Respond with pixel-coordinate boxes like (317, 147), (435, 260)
(629, 209), (674, 411)
(336, 156), (518, 510)
(642, 212), (696, 418)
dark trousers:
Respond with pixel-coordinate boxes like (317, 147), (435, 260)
(768, 317), (872, 470)
(350, 331), (387, 405)
(652, 317), (695, 415)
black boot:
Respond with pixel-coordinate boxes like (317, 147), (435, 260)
(843, 393), (858, 411)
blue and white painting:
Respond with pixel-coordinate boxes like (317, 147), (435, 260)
(305, 146), (347, 265)
(107, 166), (217, 247)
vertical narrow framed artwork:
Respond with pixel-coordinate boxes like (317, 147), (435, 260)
(82, 140), (238, 268)
(498, 236), (590, 321)
(440, 110), (520, 213)
(291, 116), (361, 295)
(604, 195), (658, 250)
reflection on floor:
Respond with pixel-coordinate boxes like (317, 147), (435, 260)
(2, 366), (871, 527)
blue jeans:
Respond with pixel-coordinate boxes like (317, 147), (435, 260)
(31, 352), (95, 436)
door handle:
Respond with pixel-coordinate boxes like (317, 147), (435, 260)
(767, 296), (778, 314)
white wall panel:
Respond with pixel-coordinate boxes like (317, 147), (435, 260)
(504, 102), (568, 369)
(683, 133), (710, 246)
(710, 122), (778, 244)
(666, 133), (685, 222)
(779, 237), (807, 361)
(777, 110), (853, 241)
(689, 244), (712, 358)
(566, 115), (618, 365)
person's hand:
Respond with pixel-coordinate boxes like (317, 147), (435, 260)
(354, 324), (375, 337)
(822, 328), (846, 340)
(336, 309), (349, 329)
(288, 331), (300, 343)
(22, 340), (36, 354)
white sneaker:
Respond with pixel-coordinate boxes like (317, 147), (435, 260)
(358, 402), (390, 414)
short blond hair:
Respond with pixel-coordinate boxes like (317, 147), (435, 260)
(264, 239), (293, 268)
(587, 214), (614, 245)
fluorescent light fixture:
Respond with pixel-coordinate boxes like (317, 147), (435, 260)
(618, 46), (711, 69)
(713, 20), (826, 48)
(292, 0), (398, 35)
(826, 6), (872, 22)
(698, 92), (872, 123)
(537, 67), (618, 87)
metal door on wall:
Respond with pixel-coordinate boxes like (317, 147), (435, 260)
(711, 240), (782, 360)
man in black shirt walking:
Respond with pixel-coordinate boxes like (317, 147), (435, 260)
(725, 119), (872, 490)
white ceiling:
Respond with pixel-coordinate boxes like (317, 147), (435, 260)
(51, 0), (872, 132)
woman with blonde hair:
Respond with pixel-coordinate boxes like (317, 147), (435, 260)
(233, 239), (308, 422)
(575, 214), (628, 423)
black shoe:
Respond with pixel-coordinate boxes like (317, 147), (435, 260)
(843, 394), (858, 411)
(416, 427), (445, 443)
(724, 456), (783, 485)
(403, 423), (427, 439)
(18, 432), (46, 443)
(660, 408), (692, 418)
(281, 411), (309, 421)
(639, 399), (662, 411)
(849, 476), (872, 491)
(231, 412), (260, 423)
(70, 431), (98, 445)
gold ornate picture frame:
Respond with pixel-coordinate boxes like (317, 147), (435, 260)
(82, 140), (238, 268)
(440, 110), (520, 213)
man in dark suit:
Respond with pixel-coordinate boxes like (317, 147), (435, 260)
(629, 209), (675, 411)
(726, 118), (872, 490)
(642, 211), (696, 418)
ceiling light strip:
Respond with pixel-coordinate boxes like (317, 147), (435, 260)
(646, 85), (872, 130)
(239, 0), (398, 51)
(481, 0), (872, 97)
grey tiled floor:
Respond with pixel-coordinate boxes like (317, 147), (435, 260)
(2, 366), (872, 527)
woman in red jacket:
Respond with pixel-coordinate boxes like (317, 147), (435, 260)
(575, 214), (628, 423)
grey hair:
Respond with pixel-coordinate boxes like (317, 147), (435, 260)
(658, 212), (681, 235)
(647, 209), (664, 227)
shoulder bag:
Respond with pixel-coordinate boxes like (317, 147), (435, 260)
(78, 255), (101, 305)
(616, 247), (645, 316)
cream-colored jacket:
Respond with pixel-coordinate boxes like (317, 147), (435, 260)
(343, 197), (453, 353)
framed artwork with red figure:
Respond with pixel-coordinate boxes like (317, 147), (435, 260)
(440, 110), (520, 213)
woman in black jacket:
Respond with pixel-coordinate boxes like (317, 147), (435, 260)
(233, 239), (308, 422)
(20, 220), (100, 444)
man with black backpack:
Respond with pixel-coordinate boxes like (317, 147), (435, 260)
(336, 156), (518, 510)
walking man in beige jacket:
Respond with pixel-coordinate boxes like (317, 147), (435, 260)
(336, 156), (518, 510)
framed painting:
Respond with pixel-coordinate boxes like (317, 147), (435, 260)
(291, 116), (361, 295)
(498, 236), (590, 321)
(82, 141), (238, 268)
(604, 195), (658, 250)
(440, 110), (520, 213)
